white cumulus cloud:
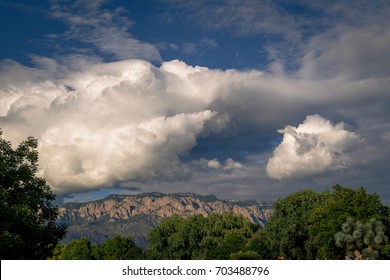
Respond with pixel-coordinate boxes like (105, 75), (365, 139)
(207, 159), (222, 169)
(38, 111), (215, 192)
(0, 59), (228, 194)
(266, 114), (361, 180)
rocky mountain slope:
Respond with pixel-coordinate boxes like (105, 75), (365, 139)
(58, 192), (273, 248)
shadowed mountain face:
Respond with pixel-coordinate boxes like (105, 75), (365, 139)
(58, 192), (274, 248)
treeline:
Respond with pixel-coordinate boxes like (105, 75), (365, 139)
(51, 185), (390, 260)
(50, 235), (143, 260)
(51, 212), (261, 260)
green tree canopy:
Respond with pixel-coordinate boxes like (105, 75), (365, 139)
(0, 130), (67, 259)
(51, 237), (96, 260)
(147, 212), (261, 260)
(100, 235), (143, 260)
(263, 184), (389, 260)
(51, 235), (144, 260)
(263, 189), (322, 259)
(308, 185), (388, 259)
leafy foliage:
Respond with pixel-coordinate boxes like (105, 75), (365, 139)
(263, 189), (322, 259)
(147, 212), (261, 260)
(51, 237), (96, 260)
(263, 184), (389, 259)
(381, 243), (390, 259)
(99, 234), (143, 260)
(308, 185), (387, 259)
(0, 130), (67, 259)
(51, 235), (144, 260)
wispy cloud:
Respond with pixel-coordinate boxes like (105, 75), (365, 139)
(182, 38), (218, 55)
(162, 0), (300, 37)
(48, 0), (161, 62)
(161, 0), (390, 73)
(299, 25), (390, 79)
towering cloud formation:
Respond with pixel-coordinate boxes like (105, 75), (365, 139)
(266, 115), (361, 180)
(0, 60), (228, 194)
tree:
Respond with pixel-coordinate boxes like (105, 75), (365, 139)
(263, 189), (322, 259)
(0, 130), (67, 259)
(51, 237), (96, 260)
(381, 243), (390, 259)
(334, 217), (389, 260)
(204, 213), (260, 259)
(100, 235), (143, 260)
(229, 250), (260, 260)
(50, 235), (143, 260)
(245, 231), (272, 259)
(262, 184), (389, 260)
(147, 215), (188, 259)
(147, 212), (261, 260)
(308, 185), (386, 259)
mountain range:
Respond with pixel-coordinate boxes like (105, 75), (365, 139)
(58, 192), (274, 248)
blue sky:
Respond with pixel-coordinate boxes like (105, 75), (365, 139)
(1, 0), (390, 205)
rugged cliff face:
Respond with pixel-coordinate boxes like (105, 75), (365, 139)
(58, 192), (273, 248)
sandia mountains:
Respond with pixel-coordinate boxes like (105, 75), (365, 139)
(58, 192), (274, 248)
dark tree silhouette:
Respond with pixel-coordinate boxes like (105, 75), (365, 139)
(0, 130), (67, 259)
